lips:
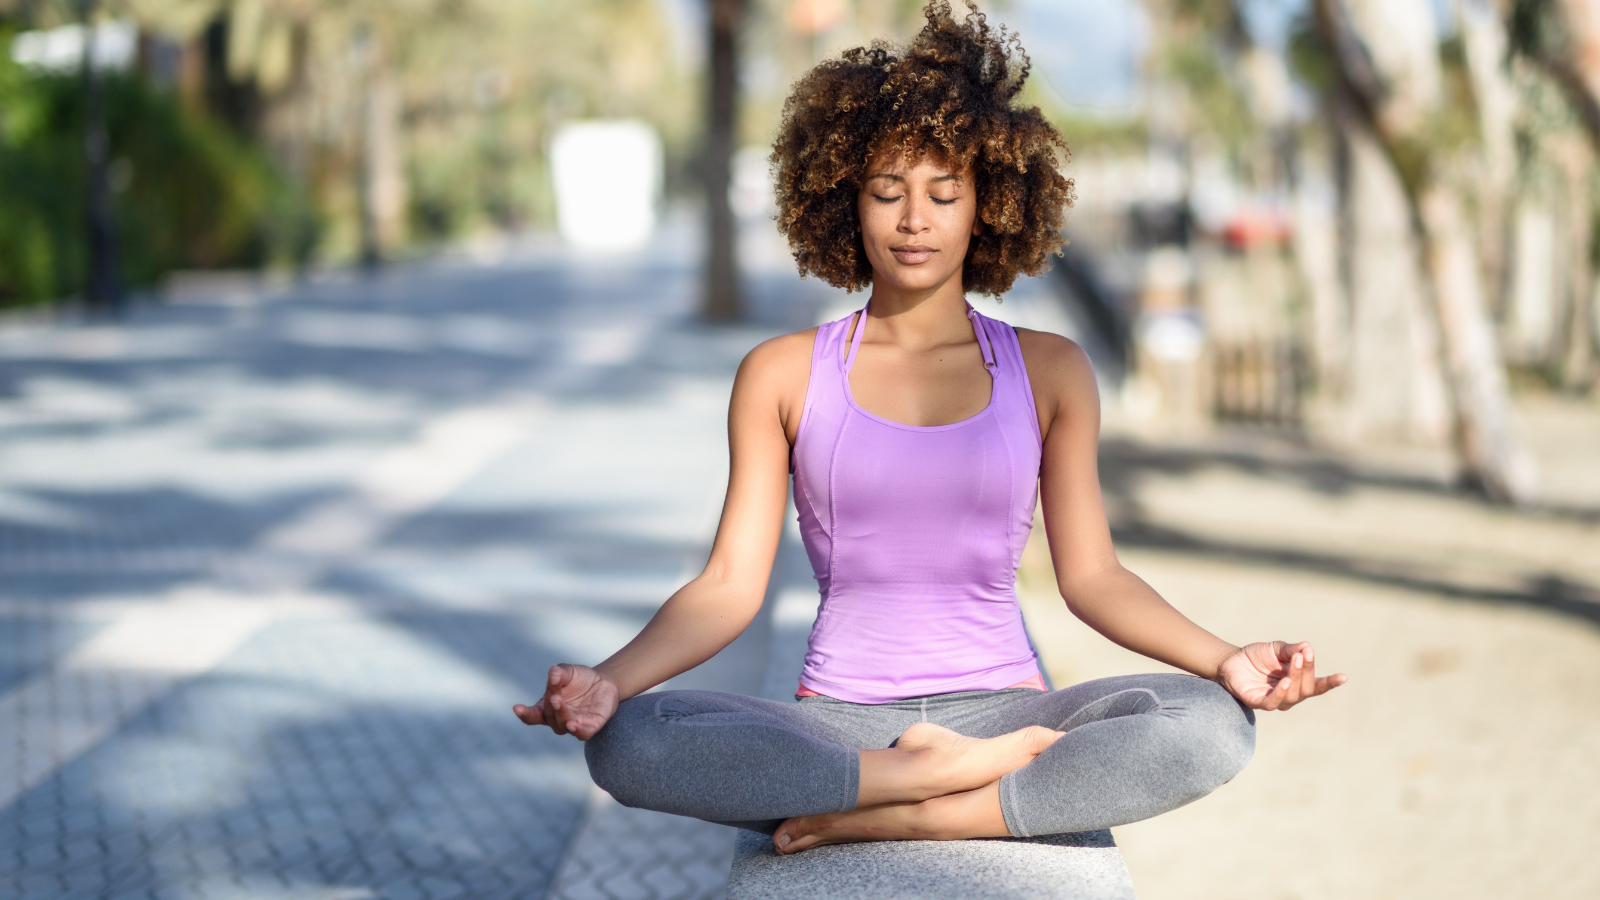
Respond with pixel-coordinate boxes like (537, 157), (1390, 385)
(891, 246), (935, 264)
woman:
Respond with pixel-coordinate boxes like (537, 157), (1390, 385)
(515, 0), (1345, 855)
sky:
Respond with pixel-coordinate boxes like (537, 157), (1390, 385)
(654, 0), (1462, 122)
(998, 0), (1150, 119)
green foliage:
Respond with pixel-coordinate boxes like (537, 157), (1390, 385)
(1165, 38), (1253, 150)
(1050, 113), (1148, 155)
(1286, 9), (1332, 93)
(0, 41), (316, 307)
(1508, 0), (1560, 61)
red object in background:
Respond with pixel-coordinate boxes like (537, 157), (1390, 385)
(788, 0), (847, 35)
(1223, 208), (1294, 250)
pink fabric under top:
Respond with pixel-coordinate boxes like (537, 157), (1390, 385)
(791, 304), (1046, 704)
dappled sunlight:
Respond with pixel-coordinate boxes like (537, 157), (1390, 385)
(0, 239), (821, 898)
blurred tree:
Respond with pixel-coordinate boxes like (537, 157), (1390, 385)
(81, 0), (122, 312)
(118, 0), (689, 259)
(0, 48), (306, 304)
(1507, 0), (1600, 387)
(704, 0), (745, 321)
(1312, 0), (1538, 502)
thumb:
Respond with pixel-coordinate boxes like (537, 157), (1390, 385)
(512, 702), (546, 726)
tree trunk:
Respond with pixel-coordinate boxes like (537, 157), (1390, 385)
(702, 0), (744, 321)
(1457, 0), (1517, 312)
(1317, 0), (1538, 502)
(356, 29), (405, 269)
(1555, 139), (1595, 387)
(1293, 130), (1347, 398)
(1419, 189), (1540, 501)
(82, 5), (122, 313)
(366, 65), (407, 256)
(1505, 196), (1559, 363)
(1518, 0), (1600, 386)
(1341, 118), (1451, 444)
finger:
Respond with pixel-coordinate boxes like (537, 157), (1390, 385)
(1313, 672), (1349, 694)
(1296, 650), (1317, 700)
(512, 703), (546, 726)
(1262, 673), (1291, 710)
(1297, 642), (1339, 696)
(547, 693), (570, 736)
(1275, 652), (1303, 707)
(1273, 640), (1297, 664)
(548, 664), (570, 689)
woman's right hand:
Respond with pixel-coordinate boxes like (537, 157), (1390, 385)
(513, 664), (620, 740)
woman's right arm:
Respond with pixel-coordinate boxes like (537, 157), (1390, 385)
(513, 330), (814, 739)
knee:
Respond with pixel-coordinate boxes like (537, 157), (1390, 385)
(1175, 679), (1255, 793)
(584, 690), (733, 807)
(584, 696), (670, 807)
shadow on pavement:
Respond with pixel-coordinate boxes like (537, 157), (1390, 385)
(1098, 436), (1600, 627)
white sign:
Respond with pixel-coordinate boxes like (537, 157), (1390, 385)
(11, 20), (137, 73)
(550, 120), (663, 252)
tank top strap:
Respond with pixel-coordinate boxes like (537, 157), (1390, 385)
(842, 303), (868, 374)
(965, 304), (998, 370)
(970, 308), (1044, 448)
(807, 312), (852, 408)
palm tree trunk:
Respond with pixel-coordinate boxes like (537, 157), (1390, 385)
(1419, 188), (1539, 499)
(702, 0), (744, 321)
(1316, 0), (1538, 502)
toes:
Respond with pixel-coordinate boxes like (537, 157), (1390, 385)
(773, 818), (818, 855)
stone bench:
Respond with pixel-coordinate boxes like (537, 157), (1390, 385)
(725, 827), (1135, 900)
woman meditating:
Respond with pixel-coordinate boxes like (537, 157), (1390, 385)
(515, 0), (1345, 855)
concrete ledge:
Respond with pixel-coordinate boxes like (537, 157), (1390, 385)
(726, 828), (1136, 900)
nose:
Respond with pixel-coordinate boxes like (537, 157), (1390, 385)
(899, 194), (931, 234)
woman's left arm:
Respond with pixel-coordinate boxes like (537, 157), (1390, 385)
(1018, 330), (1347, 711)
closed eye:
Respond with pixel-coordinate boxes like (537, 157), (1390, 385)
(872, 194), (959, 205)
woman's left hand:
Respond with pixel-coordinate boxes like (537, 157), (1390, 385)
(1216, 641), (1347, 711)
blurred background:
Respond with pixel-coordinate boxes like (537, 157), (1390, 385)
(0, 1), (1596, 899)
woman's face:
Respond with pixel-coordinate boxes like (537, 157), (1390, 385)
(856, 151), (978, 296)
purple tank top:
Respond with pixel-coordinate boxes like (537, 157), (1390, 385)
(791, 304), (1044, 704)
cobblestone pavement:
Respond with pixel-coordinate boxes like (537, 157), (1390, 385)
(0, 226), (836, 900)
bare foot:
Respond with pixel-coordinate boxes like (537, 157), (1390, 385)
(774, 781), (1009, 854)
(856, 722), (1063, 807)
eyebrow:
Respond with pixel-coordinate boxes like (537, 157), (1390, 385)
(866, 173), (962, 184)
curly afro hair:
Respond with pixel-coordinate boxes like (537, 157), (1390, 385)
(770, 0), (1074, 297)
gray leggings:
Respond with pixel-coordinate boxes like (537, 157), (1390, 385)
(585, 674), (1255, 837)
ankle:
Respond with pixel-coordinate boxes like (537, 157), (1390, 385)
(908, 785), (1006, 840)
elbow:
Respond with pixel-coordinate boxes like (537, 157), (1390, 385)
(1055, 562), (1125, 618)
(683, 567), (767, 622)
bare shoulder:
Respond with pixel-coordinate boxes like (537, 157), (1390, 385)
(1014, 327), (1095, 394)
(732, 329), (817, 440)
(737, 327), (818, 389)
(1014, 327), (1098, 441)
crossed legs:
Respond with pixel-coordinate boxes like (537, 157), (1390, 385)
(582, 674), (1255, 853)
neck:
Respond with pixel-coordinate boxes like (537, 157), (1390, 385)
(863, 270), (972, 347)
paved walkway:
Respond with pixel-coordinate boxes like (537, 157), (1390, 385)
(0, 217), (1087, 900)
(0, 224), (835, 900)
